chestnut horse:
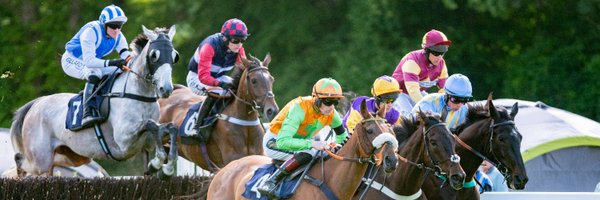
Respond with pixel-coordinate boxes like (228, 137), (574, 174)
(356, 111), (465, 200)
(421, 95), (528, 200)
(206, 99), (399, 200)
(158, 54), (279, 171)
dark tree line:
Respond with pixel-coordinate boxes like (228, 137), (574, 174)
(2, 0), (600, 127)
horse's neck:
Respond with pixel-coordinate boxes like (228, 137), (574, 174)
(318, 137), (369, 200)
(392, 129), (428, 194)
(457, 120), (490, 180)
(113, 57), (155, 97)
(228, 79), (258, 120)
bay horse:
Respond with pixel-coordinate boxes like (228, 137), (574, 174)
(356, 111), (465, 200)
(10, 25), (179, 177)
(421, 94), (529, 200)
(158, 54), (279, 171)
(206, 99), (399, 200)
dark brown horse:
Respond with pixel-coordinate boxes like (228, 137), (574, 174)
(158, 54), (279, 171)
(421, 95), (529, 200)
(206, 100), (399, 200)
(355, 111), (465, 200)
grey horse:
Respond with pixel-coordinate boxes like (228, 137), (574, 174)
(10, 25), (178, 178)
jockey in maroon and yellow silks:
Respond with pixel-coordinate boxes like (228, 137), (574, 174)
(392, 49), (449, 102)
(269, 96), (347, 151)
(391, 29), (451, 115)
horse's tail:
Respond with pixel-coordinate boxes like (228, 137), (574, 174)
(10, 98), (39, 154)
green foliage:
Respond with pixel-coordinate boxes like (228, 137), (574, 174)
(3, 0), (600, 128)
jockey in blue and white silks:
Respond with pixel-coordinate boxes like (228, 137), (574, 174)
(412, 74), (472, 131)
(61, 4), (131, 127)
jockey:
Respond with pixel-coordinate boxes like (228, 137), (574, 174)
(61, 4), (131, 127)
(257, 78), (349, 196)
(392, 29), (451, 116)
(186, 18), (249, 136)
(411, 74), (472, 131)
(343, 75), (402, 134)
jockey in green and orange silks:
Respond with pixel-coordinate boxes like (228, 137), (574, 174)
(257, 78), (348, 196)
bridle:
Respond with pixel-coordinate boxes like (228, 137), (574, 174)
(324, 117), (392, 165)
(229, 65), (274, 114)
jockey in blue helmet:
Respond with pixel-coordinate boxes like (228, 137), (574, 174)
(62, 4), (131, 127)
(412, 74), (472, 130)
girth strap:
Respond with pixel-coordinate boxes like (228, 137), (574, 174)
(105, 92), (158, 102)
(216, 114), (261, 126)
(304, 175), (339, 200)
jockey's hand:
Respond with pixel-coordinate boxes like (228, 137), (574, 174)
(217, 76), (235, 90)
(311, 140), (329, 150)
(108, 58), (127, 70)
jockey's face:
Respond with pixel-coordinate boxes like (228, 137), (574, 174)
(427, 50), (445, 65)
(106, 22), (122, 39)
(318, 98), (338, 115)
(227, 37), (245, 53)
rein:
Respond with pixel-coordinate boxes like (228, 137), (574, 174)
(452, 118), (516, 178)
(323, 118), (389, 165)
(218, 66), (272, 127)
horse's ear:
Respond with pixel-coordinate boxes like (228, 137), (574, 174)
(376, 103), (386, 118)
(417, 108), (427, 125)
(487, 92), (494, 101)
(360, 99), (372, 119)
(263, 53), (271, 67)
(510, 102), (519, 120)
(167, 25), (176, 41)
(488, 99), (500, 120)
(143, 25), (158, 40)
(241, 57), (251, 69)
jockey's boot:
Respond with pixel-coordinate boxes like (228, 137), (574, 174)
(191, 95), (217, 141)
(81, 82), (102, 127)
(258, 153), (312, 197)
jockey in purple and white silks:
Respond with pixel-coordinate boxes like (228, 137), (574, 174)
(186, 18), (249, 137)
(343, 75), (402, 134)
(392, 29), (451, 116)
(411, 74), (472, 131)
(61, 4), (131, 127)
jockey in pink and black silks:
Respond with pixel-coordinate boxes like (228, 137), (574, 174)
(392, 29), (450, 116)
(343, 75), (402, 134)
(186, 18), (248, 96)
(186, 18), (249, 136)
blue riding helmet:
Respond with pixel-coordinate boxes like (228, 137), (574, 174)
(99, 4), (128, 25)
(444, 74), (472, 98)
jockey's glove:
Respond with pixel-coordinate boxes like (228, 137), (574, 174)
(108, 58), (127, 70)
(217, 76), (235, 90)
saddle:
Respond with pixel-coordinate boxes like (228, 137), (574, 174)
(66, 74), (118, 131)
(177, 94), (233, 144)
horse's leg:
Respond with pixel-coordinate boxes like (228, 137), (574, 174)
(158, 123), (178, 178)
(144, 119), (165, 175)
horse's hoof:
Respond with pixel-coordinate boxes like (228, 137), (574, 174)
(147, 162), (161, 174)
(157, 169), (173, 181)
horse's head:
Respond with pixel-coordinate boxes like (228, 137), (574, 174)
(238, 54), (279, 120)
(354, 100), (398, 173)
(484, 97), (529, 190)
(136, 25), (178, 98)
(416, 110), (465, 190)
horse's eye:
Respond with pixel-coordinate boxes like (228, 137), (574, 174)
(366, 128), (373, 134)
(429, 139), (437, 146)
(251, 78), (257, 84)
(498, 135), (506, 142)
(150, 49), (160, 63)
(172, 50), (180, 63)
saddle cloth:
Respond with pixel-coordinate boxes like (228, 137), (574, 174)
(65, 75), (117, 131)
(242, 164), (301, 200)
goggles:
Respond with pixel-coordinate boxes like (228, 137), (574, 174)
(448, 96), (470, 104)
(321, 98), (339, 106)
(230, 38), (246, 44)
(106, 22), (123, 30)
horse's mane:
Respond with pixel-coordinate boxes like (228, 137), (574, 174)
(393, 115), (418, 146)
(454, 102), (489, 134)
(230, 55), (262, 88)
(129, 27), (171, 56)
